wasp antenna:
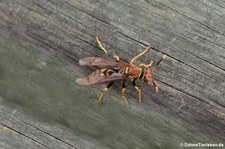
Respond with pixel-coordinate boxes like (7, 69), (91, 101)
(162, 55), (167, 60)
(156, 54), (167, 66)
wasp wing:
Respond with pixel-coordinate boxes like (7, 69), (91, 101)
(76, 70), (127, 85)
(79, 57), (130, 68)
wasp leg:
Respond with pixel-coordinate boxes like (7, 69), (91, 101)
(98, 82), (114, 103)
(96, 36), (108, 55)
(138, 61), (153, 68)
(133, 81), (142, 102)
(130, 47), (151, 64)
(96, 36), (121, 62)
(120, 81), (130, 108)
(153, 81), (159, 92)
(113, 55), (120, 62)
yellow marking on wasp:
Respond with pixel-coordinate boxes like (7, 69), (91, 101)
(106, 69), (113, 76)
(100, 69), (106, 76)
(96, 36), (108, 54)
(125, 67), (129, 74)
(100, 68), (112, 76)
(100, 68), (107, 72)
(101, 69), (114, 76)
(100, 73), (105, 77)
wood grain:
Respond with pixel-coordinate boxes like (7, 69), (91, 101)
(0, 0), (225, 148)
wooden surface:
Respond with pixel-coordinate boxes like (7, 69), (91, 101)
(0, 0), (225, 148)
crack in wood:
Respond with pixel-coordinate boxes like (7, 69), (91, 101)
(0, 123), (50, 149)
(23, 122), (78, 149)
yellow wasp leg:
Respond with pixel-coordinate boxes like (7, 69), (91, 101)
(98, 82), (114, 103)
(95, 36), (121, 62)
(138, 61), (153, 68)
(96, 36), (108, 55)
(113, 55), (120, 62)
(133, 81), (142, 102)
(153, 81), (159, 92)
(121, 88), (130, 108)
(120, 81), (130, 108)
(130, 47), (151, 64)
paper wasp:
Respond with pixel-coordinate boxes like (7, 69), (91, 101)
(76, 36), (166, 108)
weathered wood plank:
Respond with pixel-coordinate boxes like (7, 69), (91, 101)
(0, 0), (225, 148)
(0, 97), (98, 149)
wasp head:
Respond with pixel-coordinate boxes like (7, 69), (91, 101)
(143, 68), (154, 84)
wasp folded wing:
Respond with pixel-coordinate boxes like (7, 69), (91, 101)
(79, 57), (130, 68)
(76, 70), (127, 85)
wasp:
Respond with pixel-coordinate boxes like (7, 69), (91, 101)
(76, 36), (166, 108)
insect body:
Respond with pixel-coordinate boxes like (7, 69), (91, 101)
(76, 36), (166, 108)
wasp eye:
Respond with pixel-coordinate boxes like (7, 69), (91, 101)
(144, 77), (147, 82)
(143, 76), (149, 83)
